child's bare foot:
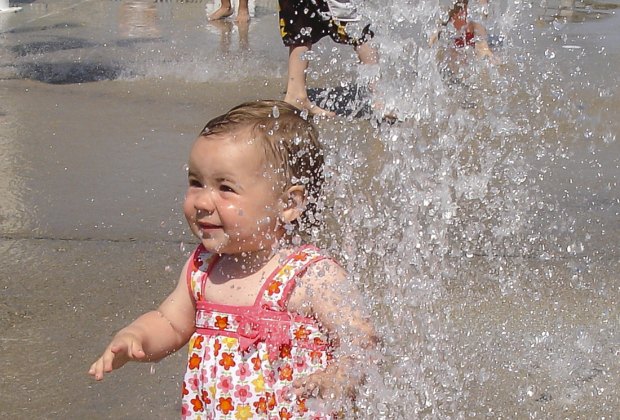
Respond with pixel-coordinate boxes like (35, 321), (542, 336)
(208, 6), (233, 20)
(235, 10), (250, 23)
(285, 95), (336, 118)
(371, 98), (399, 122)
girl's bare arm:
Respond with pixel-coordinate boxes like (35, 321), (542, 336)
(288, 259), (379, 400)
(89, 258), (196, 380)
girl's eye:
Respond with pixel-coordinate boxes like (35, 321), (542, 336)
(189, 179), (203, 188)
(219, 185), (236, 193)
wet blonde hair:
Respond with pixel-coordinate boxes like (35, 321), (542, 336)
(199, 99), (325, 228)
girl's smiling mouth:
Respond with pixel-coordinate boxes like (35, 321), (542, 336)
(197, 221), (221, 230)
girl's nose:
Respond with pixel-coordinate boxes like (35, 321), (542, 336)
(194, 187), (215, 213)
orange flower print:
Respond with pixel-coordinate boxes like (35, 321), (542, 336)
(267, 280), (282, 296)
(294, 325), (310, 340)
(215, 315), (229, 330)
(217, 397), (235, 415)
(313, 337), (327, 346)
(214, 339), (221, 357)
(181, 380), (189, 396)
(292, 251), (308, 261)
(296, 397), (308, 414)
(188, 353), (202, 370)
(279, 343), (292, 359)
(253, 397), (268, 415)
(310, 350), (323, 363)
(267, 392), (277, 410)
(193, 335), (204, 350)
(251, 355), (261, 371)
(279, 407), (293, 419)
(278, 363), (293, 381)
(191, 396), (204, 412)
(219, 352), (236, 370)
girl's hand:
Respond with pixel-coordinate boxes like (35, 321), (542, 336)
(88, 331), (146, 380)
(291, 361), (356, 402)
(88, 259), (198, 381)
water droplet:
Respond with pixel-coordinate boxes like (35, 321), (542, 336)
(552, 19), (566, 31)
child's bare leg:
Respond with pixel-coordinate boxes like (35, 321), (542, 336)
(355, 42), (378, 66)
(284, 44), (335, 117)
(209, 0), (233, 20)
(235, 0), (250, 23)
(354, 42), (391, 117)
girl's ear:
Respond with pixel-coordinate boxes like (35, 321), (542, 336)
(280, 185), (306, 224)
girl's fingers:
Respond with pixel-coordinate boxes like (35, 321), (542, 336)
(110, 339), (144, 360)
(102, 349), (116, 373)
(130, 341), (146, 360)
(89, 358), (105, 380)
(305, 381), (319, 398)
(109, 342), (126, 355)
(292, 376), (320, 398)
(89, 336), (144, 381)
(292, 378), (306, 396)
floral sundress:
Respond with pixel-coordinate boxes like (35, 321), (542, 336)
(181, 244), (333, 419)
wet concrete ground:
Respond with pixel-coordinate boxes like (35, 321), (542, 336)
(1, 2), (287, 418)
(1, 0), (619, 418)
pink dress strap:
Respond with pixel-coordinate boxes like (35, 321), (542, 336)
(257, 244), (327, 311)
(185, 244), (219, 303)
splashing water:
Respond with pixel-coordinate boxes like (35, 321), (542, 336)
(311, 0), (619, 417)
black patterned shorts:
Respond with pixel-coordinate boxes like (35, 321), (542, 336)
(278, 0), (373, 47)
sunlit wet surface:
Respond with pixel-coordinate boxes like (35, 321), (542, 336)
(1, 0), (618, 418)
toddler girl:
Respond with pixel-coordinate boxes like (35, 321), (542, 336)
(89, 100), (375, 419)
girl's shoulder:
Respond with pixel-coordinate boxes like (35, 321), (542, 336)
(286, 246), (353, 320)
(287, 243), (343, 273)
(288, 245), (347, 290)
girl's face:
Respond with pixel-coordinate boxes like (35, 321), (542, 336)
(184, 131), (286, 255)
(452, 6), (468, 29)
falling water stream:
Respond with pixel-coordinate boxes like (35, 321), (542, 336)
(311, 0), (619, 417)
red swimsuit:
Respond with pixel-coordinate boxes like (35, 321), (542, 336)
(454, 30), (475, 48)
